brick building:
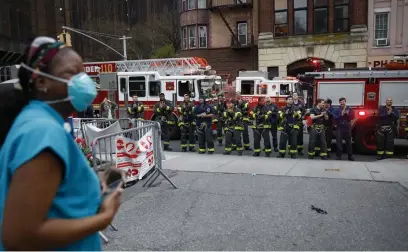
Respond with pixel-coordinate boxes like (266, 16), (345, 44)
(367, 0), (408, 68)
(258, 0), (368, 77)
(0, 0), (69, 67)
(179, 0), (259, 81)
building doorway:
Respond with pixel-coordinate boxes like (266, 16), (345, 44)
(287, 58), (335, 107)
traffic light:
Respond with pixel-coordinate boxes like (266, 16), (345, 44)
(56, 32), (72, 47)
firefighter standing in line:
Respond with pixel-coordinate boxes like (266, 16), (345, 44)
(194, 96), (215, 154)
(265, 97), (279, 152)
(293, 92), (305, 155)
(178, 93), (196, 152)
(154, 93), (174, 151)
(213, 93), (227, 146)
(376, 97), (400, 160)
(250, 97), (273, 157)
(223, 102), (244, 156)
(235, 92), (251, 150)
(332, 97), (354, 161)
(277, 96), (302, 159)
(308, 99), (328, 160)
(324, 98), (334, 157)
(127, 95), (145, 127)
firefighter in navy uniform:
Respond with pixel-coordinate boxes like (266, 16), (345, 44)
(194, 96), (215, 154)
(127, 95), (144, 127)
(333, 97), (354, 161)
(154, 93), (174, 151)
(265, 97), (279, 152)
(235, 92), (251, 150)
(250, 97), (272, 157)
(178, 93), (196, 152)
(324, 99), (334, 157)
(308, 99), (328, 160)
(223, 103), (244, 156)
(213, 93), (227, 146)
(376, 97), (400, 160)
(277, 96), (302, 159)
(293, 93), (305, 155)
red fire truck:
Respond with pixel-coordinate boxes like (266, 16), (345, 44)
(96, 57), (224, 139)
(234, 71), (303, 107)
(303, 69), (408, 154)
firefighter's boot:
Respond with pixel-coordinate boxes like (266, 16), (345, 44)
(164, 145), (172, 151)
(253, 152), (260, 157)
(265, 152), (271, 157)
(290, 154), (297, 159)
(223, 151), (231, 155)
(237, 151), (243, 156)
(321, 156), (328, 160)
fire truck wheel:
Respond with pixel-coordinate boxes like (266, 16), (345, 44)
(353, 124), (376, 155)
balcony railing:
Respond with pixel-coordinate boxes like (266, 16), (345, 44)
(230, 34), (254, 49)
(208, 0), (252, 10)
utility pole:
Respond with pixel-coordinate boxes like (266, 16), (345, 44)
(61, 0), (67, 42)
(119, 35), (132, 61)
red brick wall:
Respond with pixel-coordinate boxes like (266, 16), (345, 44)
(179, 47), (258, 80)
(258, 0), (368, 35)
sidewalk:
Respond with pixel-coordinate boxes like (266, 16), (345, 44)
(162, 152), (408, 187)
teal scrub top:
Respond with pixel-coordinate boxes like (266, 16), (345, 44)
(0, 100), (102, 251)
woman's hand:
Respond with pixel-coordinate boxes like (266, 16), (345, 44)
(99, 182), (123, 224)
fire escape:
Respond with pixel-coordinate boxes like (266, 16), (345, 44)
(207, 0), (253, 50)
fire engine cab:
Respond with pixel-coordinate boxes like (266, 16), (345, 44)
(98, 57), (223, 139)
(235, 71), (303, 107)
(304, 69), (408, 154)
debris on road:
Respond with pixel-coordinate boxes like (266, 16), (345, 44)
(311, 205), (328, 214)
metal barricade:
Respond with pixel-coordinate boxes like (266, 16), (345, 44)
(90, 120), (176, 243)
(72, 118), (132, 144)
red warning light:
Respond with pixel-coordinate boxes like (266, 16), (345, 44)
(312, 59), (318, 64)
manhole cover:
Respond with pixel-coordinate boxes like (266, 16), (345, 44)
(325, 168), (340, 172)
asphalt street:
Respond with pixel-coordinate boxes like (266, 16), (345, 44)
(167, 130), (408, 162)
(103, 171), (408, 251)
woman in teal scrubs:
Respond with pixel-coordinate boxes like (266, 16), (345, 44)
(0, 37), (123, 250)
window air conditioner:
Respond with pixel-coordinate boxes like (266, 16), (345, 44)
(375, 38), (388, 47)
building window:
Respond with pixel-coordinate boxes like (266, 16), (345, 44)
(267, 66), (279, 79)
(294, 0), (307, 35)
(188, 0), (196, 10)
(344, 62), (357, 68)
(334, 0), (349, 32)
(237, 22), (248, 45)
(314, 0), (328, 33)
(182, 0), (187, 11)
(198, 0), (206, 9)
(188, 26), (196, 48)
(129, 76), (146, 97)
(274, 0), (288, 37)
(182, 27), (188, 49)
(198, 26), (207, 48)
(374, 12), (389, 47)
(240, 80), (254, 95)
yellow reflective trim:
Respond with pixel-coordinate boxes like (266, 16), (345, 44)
(315, 147), (321, 150)
(208, 148), (215, 151)
(181, 144), (187, 148)
(189, 144), (196, 147)
(308, 152), (315, 155)
(163, 141), (170, 144)
(225, 148), (232, 151)
(243, 144), (250, 147)
(377, 151), (384, 154)
(320, 153), (327, 156)
(297, 145), (303, 148)
(289, 150), (297, 153)
(279, 150), (286, 153)
(254, 149), (261, 152)
(236, 147), (244, 151)
(265, 149), (272, 152)
(327, 148), (332, 151)
(385, 151), (393, 155)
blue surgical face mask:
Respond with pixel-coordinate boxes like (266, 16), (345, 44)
(21, 63), (97, 112)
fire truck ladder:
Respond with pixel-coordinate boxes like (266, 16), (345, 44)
(304, 70), (408, 79)
(114, 57), (211, 75)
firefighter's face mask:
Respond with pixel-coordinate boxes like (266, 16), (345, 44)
(20, 63), (96, 112)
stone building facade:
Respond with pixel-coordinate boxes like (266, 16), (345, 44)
(257, 0), (369, 77)
(367, 0), (408, 68)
